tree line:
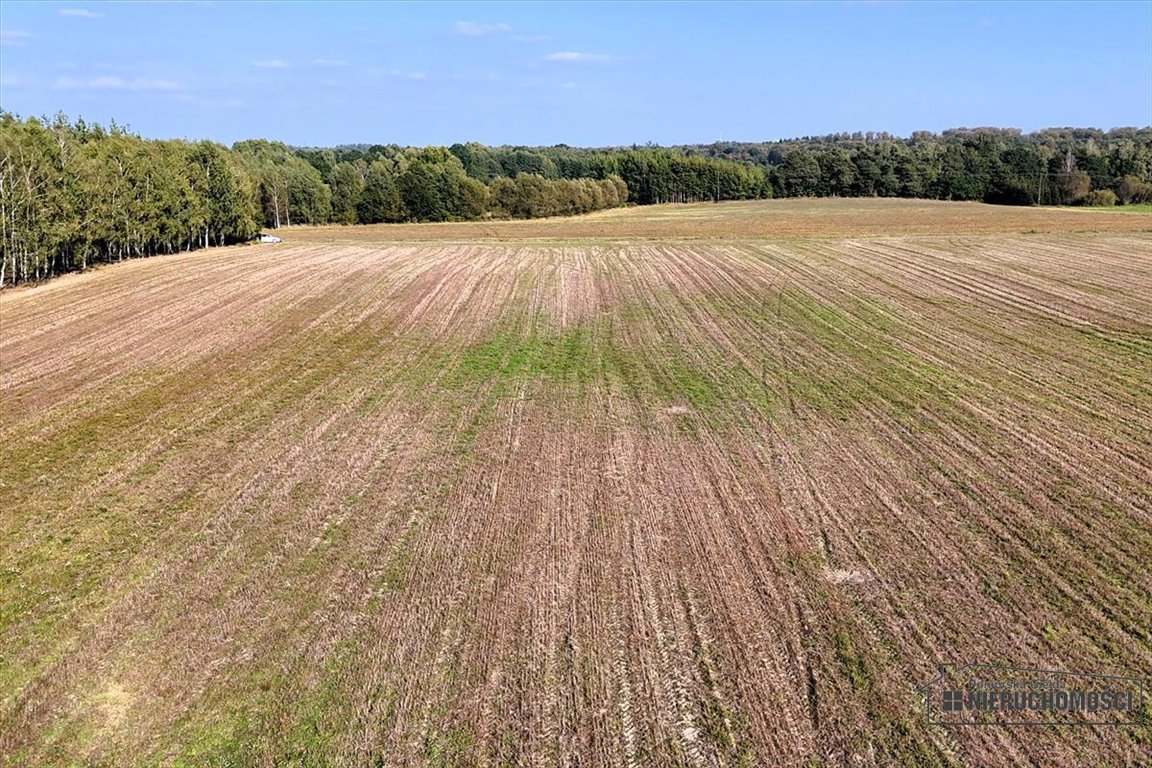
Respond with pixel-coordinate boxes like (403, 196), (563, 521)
(1, 113), (262, 285)
(308, 127), (1152, 209)
(0, 113), (631, 286)
(302, 142), (771, 206)
(4, 112), (1150, 287)
(303, 145), (630, 225)
(677, 127), (1152, 206)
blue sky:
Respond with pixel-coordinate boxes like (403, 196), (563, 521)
(1, 1), (1150, 147)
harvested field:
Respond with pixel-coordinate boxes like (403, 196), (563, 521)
(291, 197), (1152, 243)
(1, 201), (1151, 766)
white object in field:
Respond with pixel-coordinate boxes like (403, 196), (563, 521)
(257, 234), (282, 243)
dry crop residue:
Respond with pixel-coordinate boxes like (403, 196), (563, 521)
(1, 225), (1150, 766)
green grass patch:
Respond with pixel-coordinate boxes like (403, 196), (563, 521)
(1077, 203), (1152, 213)
(443, 317), (734, 430)
(771, 289), (968, 420)
(444, 326), (597, 391)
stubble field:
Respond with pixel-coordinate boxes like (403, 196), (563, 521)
(1, 199), (1150, 766)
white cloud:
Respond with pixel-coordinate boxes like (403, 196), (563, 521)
(53, 75), (182, 91)
(544, 51), (617, 63)
(58, 8), (104, 18)
(0, 29), (31, 47)
(172, 93), (246, 108)
(313, 58), (350, 67)
(453, 20), (549, 41)
(382, 68), (427, 80)
(253, 59), (288, 69)
(0, 74), (27, 87)
(455, 21), (510, 36)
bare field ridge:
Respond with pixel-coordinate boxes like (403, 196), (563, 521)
(1, 200), (1151, 766)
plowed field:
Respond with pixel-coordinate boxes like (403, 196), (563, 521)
(2, 200), (1150, 766)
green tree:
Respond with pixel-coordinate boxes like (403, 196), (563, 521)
(328, 163), (364, 224)
(1084, 189), (1117, 207)
(777, 151), (821, 197)
(357, 160), (404, 223)
(1116, 175), (1152, 204)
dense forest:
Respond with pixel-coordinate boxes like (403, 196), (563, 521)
(677, 127), (1152, 207)
(322, 127), (1152, 208)
(0, 113), (631, 285)
(2, 112), (1150, 287)
(1, 113), (261, 286)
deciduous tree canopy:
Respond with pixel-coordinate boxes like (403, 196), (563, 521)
(3, 113), (1148, 288)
